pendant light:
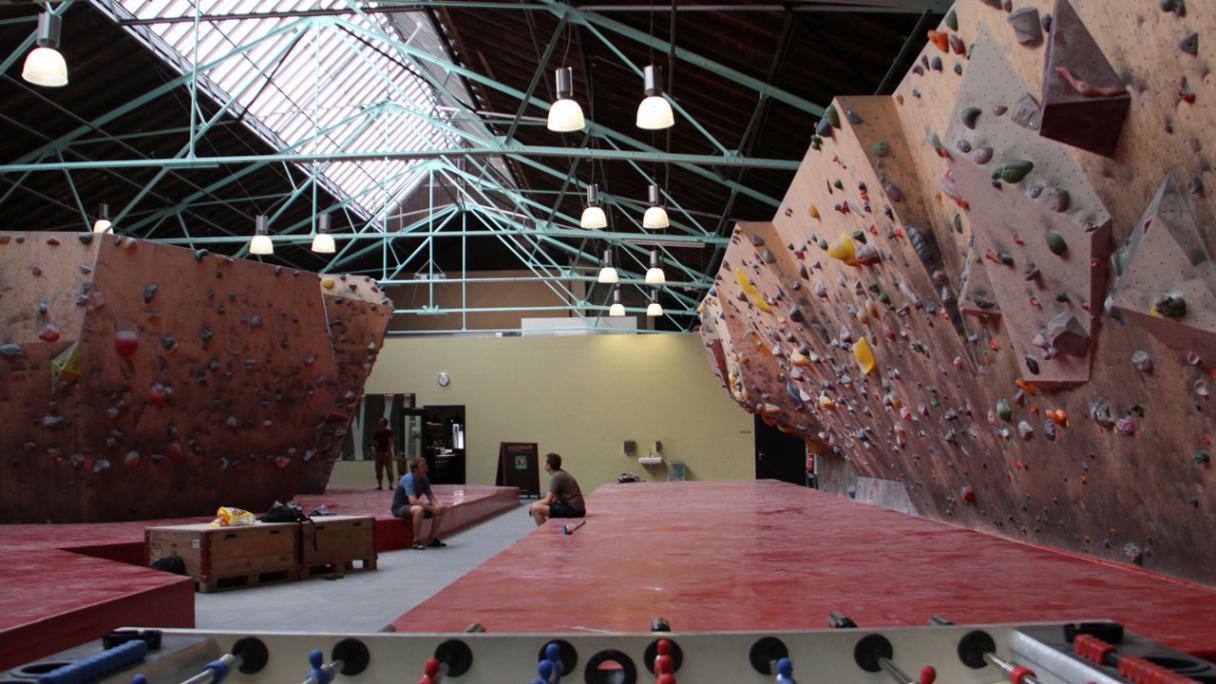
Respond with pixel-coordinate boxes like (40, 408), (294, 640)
(249, 215), (273, 255)
(92, 203), (112, 234)
(547, 67), (585, 133)
(311, 213), (335, 254)
(597, 248), (618, 284)
(608, 287), (626, 317)
(580, 183), (607, 229)
(22, 10), (68, 88)
(646, 289), (663, 317)
(642, 183), (669, 229)
(645, 248), (666, 285)
(636, 65), (673, 130)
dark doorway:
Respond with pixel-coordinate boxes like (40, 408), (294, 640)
(422, 405), (466, 485)
(754, 415), (809, 486)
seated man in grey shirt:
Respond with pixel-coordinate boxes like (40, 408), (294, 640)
(530, 452), (586, 526)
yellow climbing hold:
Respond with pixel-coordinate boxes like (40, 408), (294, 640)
(735, 268), (772, 312)
(818, 392), (836, 409)
(809, 204), (821, 220)
(789, 351), (811, 366)
(321, 277), (336, 290)
(827, 234), (858, 266)
(853, 338), (878, 375)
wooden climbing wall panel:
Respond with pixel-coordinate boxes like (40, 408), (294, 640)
(701, 0), (1215, 585)
(0, 233), (392, 523)
(301, 275), (394, 494)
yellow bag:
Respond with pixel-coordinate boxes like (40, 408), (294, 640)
(210, 506), (256, 527)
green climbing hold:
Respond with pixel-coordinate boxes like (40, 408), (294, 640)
(811, 136), (822, 151)
(78, 235), (93, 246)
(946, 9), (959, 31)
(929, 132), (946, 156)
(194, 249), (208, 262)
(1045, 230), (1068, 255)
(1152, 293), (1187, 319)
(834, 179), (844, 190)
(852, 230), (868, 244)
(992, 160), (1034, 183)
(870, 141), (890, 157)
(996, 398), (1012, 422)
(200, 328), (213, 342)
(961, 106), (982, 130)
(1195, 449), (1211, 465)
(953, 214), (963, 234)
(826, 105), (840, 128)
(817, 238), (829, 250)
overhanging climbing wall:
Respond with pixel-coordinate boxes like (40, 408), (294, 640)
(0, 233), (392, 523)
(700, 0), (1215, 585)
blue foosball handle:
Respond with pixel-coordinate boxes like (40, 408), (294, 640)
(36, 640), (148, 684)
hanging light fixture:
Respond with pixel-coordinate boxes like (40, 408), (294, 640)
(609, 287), (626, 317)
(647, 289), (663, 317)
(92, 203), (112, 234)
(580, 183), (607, 229)
(636, 65), (674, 130)
(311, 213), (335, 254)
(597, 248), (619, 284)
(546, 66), (585, 133)
(22, 10), (68, 88)
(645, 248), (666, 285)
(642, 183), (669, 229)
(249, 215), (274, 255)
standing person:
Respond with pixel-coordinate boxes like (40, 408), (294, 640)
(391, 457), (447, 549)
(372, 417), (394, 490)
(531, 453), (586, 526)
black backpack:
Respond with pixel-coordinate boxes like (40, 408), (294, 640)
(260, 501), (309, 523)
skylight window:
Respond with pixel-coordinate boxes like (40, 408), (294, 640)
(98, 1), (462, 222)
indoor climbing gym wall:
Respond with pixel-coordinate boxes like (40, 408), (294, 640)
(700, 0), (1215, 586)
(0, 233), (392, 522)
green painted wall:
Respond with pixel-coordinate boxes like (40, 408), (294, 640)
(328, 333), (755, 490)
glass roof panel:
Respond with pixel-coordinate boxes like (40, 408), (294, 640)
(99, 0), (463, 220)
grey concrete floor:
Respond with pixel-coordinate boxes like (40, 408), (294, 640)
(195, 500), (535, 633)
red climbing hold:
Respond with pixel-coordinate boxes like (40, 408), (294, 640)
(928, 30), (949, 53)
(167, 442), (185, 462)
(148, 384), (167, 406)
(275, 456), (291, 469)
(920, 665), (937, 684)
(39, 323), (60, 342)
(961, 485), (976, 504)
(114, 330), (138, 357)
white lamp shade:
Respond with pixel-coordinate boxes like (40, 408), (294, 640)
(92, 219), (112, 234)
(547, 98), (585, 132)
(580, 205), (607, 229)
(636, 95), (674, 130)
(609, 302), (626, 317)
(311, 232), (335, 254)
(249, 234), (274, 255)
(645, 266), (666, 285)
(23, 46), (67, 87)
(597, 266), (619, 284)
(643, 205), (669, 229)
(647, 301), (663, 317)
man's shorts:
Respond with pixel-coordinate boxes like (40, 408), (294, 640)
(392, 504), (435, 519)
(550, 501), (585, 519)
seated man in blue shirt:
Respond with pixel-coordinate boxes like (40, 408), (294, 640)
(391, 457), (447, 549)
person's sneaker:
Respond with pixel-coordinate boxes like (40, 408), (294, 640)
(427, 539), (447, 548)
(411, 542), (426, 550)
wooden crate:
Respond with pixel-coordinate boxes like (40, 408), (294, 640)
(146, 521), (300, 593)
(299, 515), (377, 578)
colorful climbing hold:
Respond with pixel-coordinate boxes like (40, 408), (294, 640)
(828, 234), (858, 266)
(853, 338), (878, 375)
(114, 330), (138, 358)
(992, 160), (1034, 183)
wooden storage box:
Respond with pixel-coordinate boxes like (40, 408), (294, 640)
(300, 515), (377, 576)
(146, 521), (299, 593)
